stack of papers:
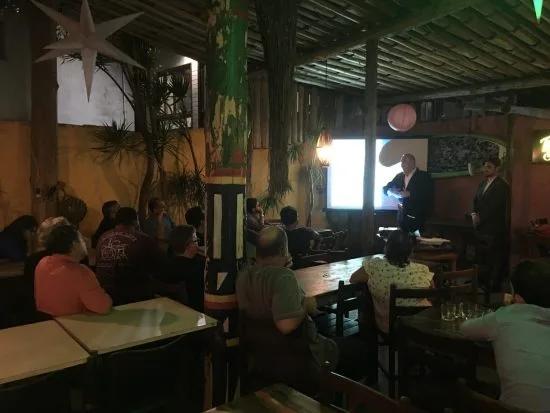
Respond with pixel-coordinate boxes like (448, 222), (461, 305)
(417, 237), (451, 246)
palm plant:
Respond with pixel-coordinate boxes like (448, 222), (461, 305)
(65, 36), (204, 222)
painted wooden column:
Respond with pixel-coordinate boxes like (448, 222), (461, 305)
(204, 0), (248, 403)
(362, 39), (378, 254)
(29, 0), (58, 221)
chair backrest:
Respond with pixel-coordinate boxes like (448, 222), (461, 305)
(292, 252), (332, 269)
(458, 379), (531, 413)
(239, 311), (316, 395)
(337, 280), (366, 313)
(437, 267), (478, 303)
(0, 372), (71, 413)
(104, 334), (189, 411)
(321, 365), (399, 412)
(389, 284), (449, 335)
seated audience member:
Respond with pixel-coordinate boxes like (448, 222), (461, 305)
(350, 229), (433, 334)
(237, 226), (375, 382)
(91, 200), (119, 248)
(0, 215), (38, 261)
(24, 217), (73, 311)
(157, 225), (204, 311)
(142, 197), (175, 245)
(96, 207), (164, 305)
(280, 205), (320, 257)
(185, 206), (205, 247)
(461, 260), (550, 413)
(35, 225), (112, 317)
(246, 198), (265, 243)
(25, 217), (71, 279)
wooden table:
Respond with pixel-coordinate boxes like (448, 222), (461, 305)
(295, 256), (441, 306)
(0, 261), (24, 279)
(295, 257), (364, 306)
(56, 297), (218, 355)
(398, 307), (495, 368)
(206, 383), (337, 412)
(0, 320), (89, 384)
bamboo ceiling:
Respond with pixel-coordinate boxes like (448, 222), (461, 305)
(57, 0), (550, 101)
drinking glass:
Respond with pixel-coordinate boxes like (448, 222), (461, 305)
(441, 302), (457, 321)
(458, 302), (465, 320)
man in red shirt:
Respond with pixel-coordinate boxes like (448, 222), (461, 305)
(35, 225), (112, 317)
(96, 207), (164, 305)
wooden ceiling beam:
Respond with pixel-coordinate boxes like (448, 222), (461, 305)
(420, 23), (527, 77)
(295, 0), (484, 65)
(61, 3), (207, 61)
(385, 36), (491, 82)
(343, 49), (460, 86)
(378, 73), (550, 104)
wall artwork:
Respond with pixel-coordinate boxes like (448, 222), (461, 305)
(427, 134), (506, 178)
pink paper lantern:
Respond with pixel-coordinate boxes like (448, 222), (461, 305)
(387, 104), (417, 132)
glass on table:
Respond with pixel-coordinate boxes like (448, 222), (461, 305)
(441, 301), (457, 321)
(461, 302), (478, 320)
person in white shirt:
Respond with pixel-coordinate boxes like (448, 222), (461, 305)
(460, 260), (550, 413)
(350, 229), (434, 333)
(383, 154), (433, 233)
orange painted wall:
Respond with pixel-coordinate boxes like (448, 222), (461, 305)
(0, 121), (206, 236)
(0, 121), (309, 238)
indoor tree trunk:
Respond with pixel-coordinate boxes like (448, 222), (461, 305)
(255, 0), (298, 199)
(205, 0), (249, 405)
(137, 155), (156, 224)
(30, 0), (58, 221)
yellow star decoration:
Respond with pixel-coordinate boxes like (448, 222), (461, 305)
(31, 0), (144, 100)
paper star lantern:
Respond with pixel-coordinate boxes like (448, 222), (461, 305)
(534, 0), (544, 23)
(31, 0), (144, 100)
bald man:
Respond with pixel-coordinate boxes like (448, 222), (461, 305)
(236, 226), (377, 384)
(383, 153), (433, 233)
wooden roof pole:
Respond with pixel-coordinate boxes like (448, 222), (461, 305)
(30, 0), (58, 222)
(296, 0), (484, 66)
(378, 73), (550, 103)
(362, 38), (378, 255)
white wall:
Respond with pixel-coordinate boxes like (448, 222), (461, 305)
(0, 10), (198, 128)
(57, 59), (134, 127)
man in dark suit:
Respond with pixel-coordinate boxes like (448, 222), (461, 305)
(472, 157), (510, 289)
(383, 154), (433, 233)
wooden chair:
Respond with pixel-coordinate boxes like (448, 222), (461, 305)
(320, 364), (426, 412)
(381, 285), (450, 399)
(318, 281), (365, 337)
(102, 334), (194, 413)
(413, 250), (458, 271)
(238, 311), (317, 397)
(0, 372), (71, 413)
(458, 379), (532, 413)
(436, 267), (479, 303)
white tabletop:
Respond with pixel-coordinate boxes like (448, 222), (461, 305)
(56, 297), (218, 355)
(0, 321), (89, 384)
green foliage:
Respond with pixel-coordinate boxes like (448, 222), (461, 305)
(166, 169), (206, 211)
(92, 120), (141, 162)
(63, 35), (200, 217)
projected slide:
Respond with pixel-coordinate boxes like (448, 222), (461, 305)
(326, 138), (428, 210)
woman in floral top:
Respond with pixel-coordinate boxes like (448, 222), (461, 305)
(350, 230), (433, 333)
